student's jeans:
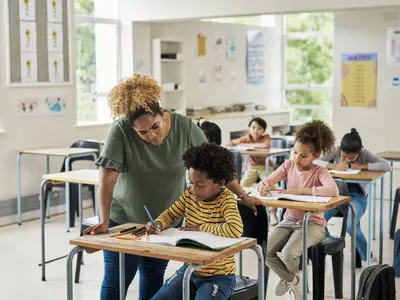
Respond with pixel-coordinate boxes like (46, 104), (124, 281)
(324, 190), (369, 261)
(151, 265), (236, 300)
(100, 219), (169, 300)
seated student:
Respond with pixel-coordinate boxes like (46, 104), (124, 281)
(227, 117), (279, 225)
(258, 120), (338, 300)
(314, 128), (391, 262)
(148, 143), (243, 300)
(198, 120), (222, 145)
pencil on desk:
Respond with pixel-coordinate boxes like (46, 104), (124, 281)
(145, 232), (149, 241)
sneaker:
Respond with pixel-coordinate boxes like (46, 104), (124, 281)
(289, 276), (302, 300)
(275, 279), (290, 296)
(270, 214), (279, 226)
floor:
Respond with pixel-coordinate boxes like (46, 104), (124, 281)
(1, 201), (399, 300)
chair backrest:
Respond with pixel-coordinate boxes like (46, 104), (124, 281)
(270, 138), (288, 149)
(60, 140), (100, 172)
(238, 202), (268, 248)
(334, 178), (350, 238)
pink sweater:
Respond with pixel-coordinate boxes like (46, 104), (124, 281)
(264, 160), (339, 226)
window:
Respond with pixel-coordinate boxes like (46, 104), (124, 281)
(74, 0), (120, 125)
(283, 13), (334, 125)
(201, 15), (277, 28)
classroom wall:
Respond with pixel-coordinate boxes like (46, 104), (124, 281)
(150, 20), (283, 109)
(333, 8), (400, 198)
(130, 0), (400, 21)
(0, 2), (111, 212)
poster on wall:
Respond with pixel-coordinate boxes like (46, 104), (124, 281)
(197, 33), (207, 57)
(214, 33), (224, 59)
(386, 27), (400, 65)
(20, 52), (38, 82)
(197, 69), (207, 89)
(17, 99), (38, 117)
(341, 53), (378, 108)
(47, 0), (63, 23)
(246, 30), (264, 84)
(226, 35), (237, 61)
(47, 23), (63, 53)
(20, 21), (37, 52)
(44, 96), (66, 115)
(19, 0), (36, 21)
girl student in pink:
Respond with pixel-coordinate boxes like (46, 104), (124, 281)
(258, 120), (338, 300)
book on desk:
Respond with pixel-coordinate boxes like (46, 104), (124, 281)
(133, 228), (248, 251)
(247, 188), (332, 203)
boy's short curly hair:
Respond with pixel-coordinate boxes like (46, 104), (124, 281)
(183, 143), (236, 184)
(108, 73), (163, 122)
(295, 120), (336, 155)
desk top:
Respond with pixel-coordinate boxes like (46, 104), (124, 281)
(330, 170), (385, 181)
(261, 195), (351, 212)
(70, 223), (257, 266)
(377, 151), (400, 161)
(42, 169), (99, 185)
(239, 148), (291, 157)
(17, 147), (99, 156)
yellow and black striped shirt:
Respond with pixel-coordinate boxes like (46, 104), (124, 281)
(155, 188), (243, 276)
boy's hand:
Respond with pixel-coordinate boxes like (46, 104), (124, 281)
(179, 225), (200, 231)
(146, 221), (162, 234)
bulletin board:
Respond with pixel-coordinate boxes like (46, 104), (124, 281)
(5, 0), (71, 86)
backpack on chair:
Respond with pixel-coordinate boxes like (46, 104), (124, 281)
(356, 264), (396, 300)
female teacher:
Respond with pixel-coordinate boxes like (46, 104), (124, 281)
(84, 73), (263, 300)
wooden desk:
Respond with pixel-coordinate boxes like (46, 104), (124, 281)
(377, 151), (400, 232)
(16, 147), (99, 230)
(331, 171), (386, 266)
(39, 170), (99, 282)
(261, 195), (355, 300)
(67, 224), (261, 300)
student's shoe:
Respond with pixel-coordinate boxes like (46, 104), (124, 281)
(289, 276), (302, 300)
(270, 214), (279, 226)
(275, 279), (290, 296)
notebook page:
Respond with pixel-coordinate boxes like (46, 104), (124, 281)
(248, 188), (331, 203)
(329, 169), (361, 175)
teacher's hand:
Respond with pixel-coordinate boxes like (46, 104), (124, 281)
(83, 221), (109, 235)
(242, 194), (264, 216)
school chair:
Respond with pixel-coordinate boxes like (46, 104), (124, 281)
(281, 179), (350, 300)
(231, 202), (269, 300)
(43, 140), (100, 227)
(390, 187), (400, 240)
(270, 138), (289, 169)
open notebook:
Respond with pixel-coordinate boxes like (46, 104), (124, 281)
(139, 228), (248, 251)
(329, 169), (361, 175)
(247, 188), (332, 203)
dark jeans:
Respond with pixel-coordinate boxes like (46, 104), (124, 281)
(151, 265), (236, 300)
(100, 219), (169, 300)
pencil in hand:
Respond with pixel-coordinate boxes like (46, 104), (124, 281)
(255, 170), (273, 196)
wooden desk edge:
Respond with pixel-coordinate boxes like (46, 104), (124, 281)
(69, 238), (257, 266)
(261, 196), (351, 212)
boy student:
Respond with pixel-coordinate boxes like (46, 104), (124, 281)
(147, 143), (243, 300)
(227, 117), (279, 225)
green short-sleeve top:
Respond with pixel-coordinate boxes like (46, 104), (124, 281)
(95, 112), (207, 224)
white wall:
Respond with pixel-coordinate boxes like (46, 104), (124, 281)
(130, 0), (400, 21)
(0, 1), (110, 202)
(150, 20), (283, 109)
(333, 8), (400, 198)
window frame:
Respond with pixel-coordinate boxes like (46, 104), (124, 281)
(281, 14), (334, 124)
(74, 4), (122, 126)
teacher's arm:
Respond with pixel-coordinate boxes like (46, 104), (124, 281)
(84, 121), (127, 235)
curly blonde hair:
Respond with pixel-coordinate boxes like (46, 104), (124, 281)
(108, 73), (162, 119)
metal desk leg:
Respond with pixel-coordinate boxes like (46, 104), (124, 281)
(373, 181), (377, 241)
(302, 212), (313, 300)
(45, 155), (51, 218)
(389, 161), (394, 230)
(120, 253), (125, 300)
(250, 244), (265, 299)
(78, 183), (83, 226)
(67, 246), (84, 300)
(16, 153), (22, 225)
(238, 252), (243, 276)
(379, 177), (384, 264)
(349, 203), (356, 300)
(40, 179), (50, 281)
(65, 157), (71, 232)
(182, 265), (201, 299)
(367, 183), (373, 266)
